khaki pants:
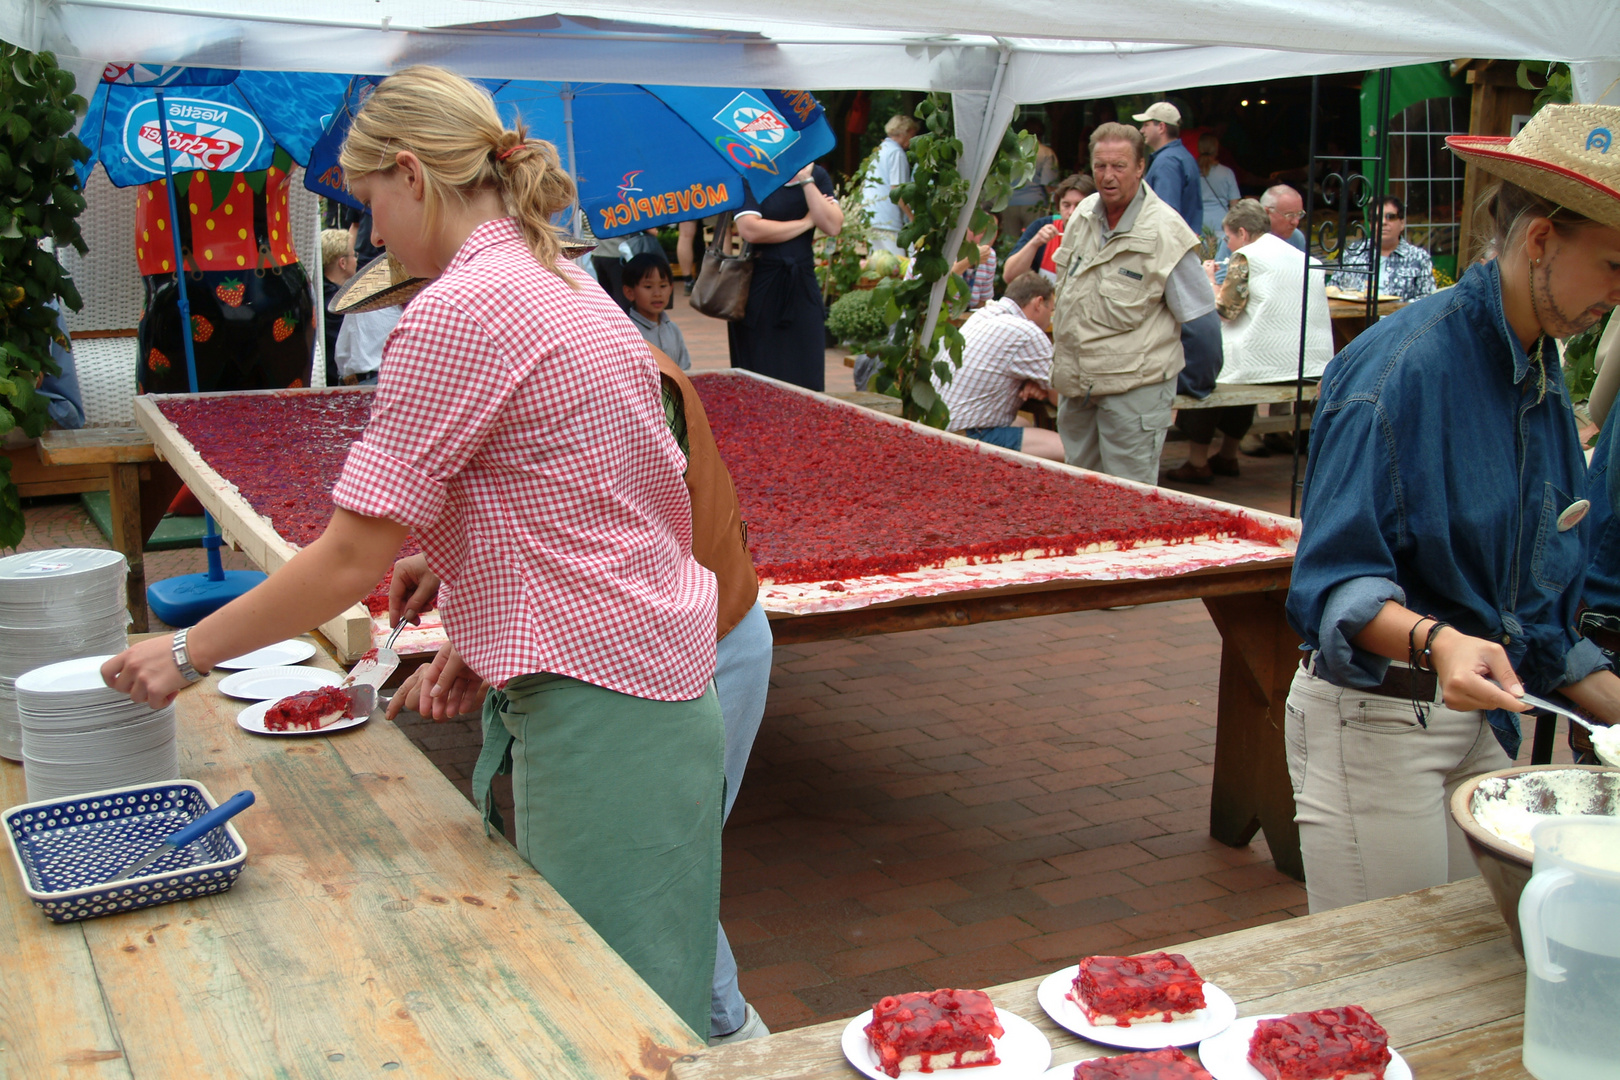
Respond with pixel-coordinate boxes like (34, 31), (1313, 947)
(1285, 661), (1511, 913)
(1056, 377), (1176, 485)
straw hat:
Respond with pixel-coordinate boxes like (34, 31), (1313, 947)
(1447, 104), (1620, 233)
(329, 252), (423, 314)
(329, 237), (601, 315)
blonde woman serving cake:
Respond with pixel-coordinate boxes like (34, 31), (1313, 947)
(100, 66), (725, 1033)
(1285, 104), (1620, 912)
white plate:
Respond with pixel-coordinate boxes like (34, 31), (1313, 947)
(1041, 1056), (1193, 1079)
(214, 639), (317, 670)
(236, 697), (369, 736)
(1037, 966), (1237, 1049)
(841, 1005), (1050, 1080)
(1198, 1014), (1411, 1080)
(217, 666), (343, 701)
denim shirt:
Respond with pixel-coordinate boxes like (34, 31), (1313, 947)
(1286, 258), (1609, 756)
(1144, 140), (1203, 236)
(1581, 404), (1620, 616)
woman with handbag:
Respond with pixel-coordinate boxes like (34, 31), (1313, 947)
(727, 162), (843, 391)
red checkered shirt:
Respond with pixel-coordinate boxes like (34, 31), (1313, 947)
(331, 218), (717, 699)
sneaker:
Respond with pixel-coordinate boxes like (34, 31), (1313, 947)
(1163, 461), (1214, 484)
(709, 1004), (770, 1046)
(1209, 456), (1240, 478)
(683, 275), (696, 296)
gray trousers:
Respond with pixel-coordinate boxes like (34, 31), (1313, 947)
(1285, 661), (1511, 914)
(709, 602), (774, 1035)
(1056, 376), (1177, 485)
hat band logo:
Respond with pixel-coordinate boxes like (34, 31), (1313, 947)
(1587, 127), (1612, 153)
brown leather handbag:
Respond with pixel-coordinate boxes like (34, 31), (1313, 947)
(690, 213), (754, 321)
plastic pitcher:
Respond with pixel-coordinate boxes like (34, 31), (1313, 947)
(1519, 816), (1620, 1079)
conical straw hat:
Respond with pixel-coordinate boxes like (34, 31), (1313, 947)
(1447, 104), (1620, 233)
(329, 236), (600, 315)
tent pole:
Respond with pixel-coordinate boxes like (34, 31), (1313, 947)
(152, 90), (198, 395)
(562, 83), (581, 235)
(917, 44), (1012, 364)
(153, 87), (228, 583)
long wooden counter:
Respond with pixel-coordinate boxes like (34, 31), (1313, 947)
(670, 875), (1528, 1079)
(0, 638), (701, 1078)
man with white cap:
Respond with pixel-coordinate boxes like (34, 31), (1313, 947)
(1136, 101), (1203, 235)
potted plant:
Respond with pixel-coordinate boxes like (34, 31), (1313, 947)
(0, 44), (89, 548)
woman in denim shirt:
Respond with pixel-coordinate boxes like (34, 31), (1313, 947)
(1285, 105), (1620, 913)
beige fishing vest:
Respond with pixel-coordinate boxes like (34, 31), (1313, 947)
(1049, 186), (1198, 399)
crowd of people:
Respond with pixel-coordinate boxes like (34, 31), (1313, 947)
(87, 65), (1620, 1049)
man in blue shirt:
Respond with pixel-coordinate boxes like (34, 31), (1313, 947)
(1135, 102), (1201, 235)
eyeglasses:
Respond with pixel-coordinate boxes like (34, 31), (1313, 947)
(1381, 212), (1404, 221)
(1276, 210), (1306, 222)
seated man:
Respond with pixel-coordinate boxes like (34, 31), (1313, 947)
(1328, 195), (1436, 302)
(938, 272), (1064, 461)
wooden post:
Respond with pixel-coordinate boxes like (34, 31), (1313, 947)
(1202, 590), (1304, 880)
(1458, 63), (1538, 267)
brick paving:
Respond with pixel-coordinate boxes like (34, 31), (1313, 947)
(7, 289), (1568, 1034)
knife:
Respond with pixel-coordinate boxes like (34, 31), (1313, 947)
(104, 790), (255, 884)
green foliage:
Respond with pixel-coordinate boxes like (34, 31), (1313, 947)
(815, 147), (877, 302)
(0, 45), (89, 548)
(825, 288), (889, 345)
(1564, 309), (1611, 404)
(1517, 61), (1574, 112)
(861, 95), (1036, 426)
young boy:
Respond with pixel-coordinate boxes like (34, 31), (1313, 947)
(622, 252), (692, 371)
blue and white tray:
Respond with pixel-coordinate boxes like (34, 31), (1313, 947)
(4, 779), (247, 922)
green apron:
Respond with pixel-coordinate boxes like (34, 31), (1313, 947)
(472, 672), (723, 1037)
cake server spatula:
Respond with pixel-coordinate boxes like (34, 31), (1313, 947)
(104, 790), (255, 883)
(343, 609), (413, 692)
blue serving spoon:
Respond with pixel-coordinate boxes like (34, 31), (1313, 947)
(103, 790), (256, 884)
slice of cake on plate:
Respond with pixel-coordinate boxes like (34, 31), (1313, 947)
(263, 685), (355, 732)
(1069, 953), (1208, 1026)
(864, 988), (1004, 1078)
(1246, 1006), (1392, 1080)
(1072, 1046), (1215, 1078)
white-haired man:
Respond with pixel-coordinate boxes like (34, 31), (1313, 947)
(863, 114), (920, 256)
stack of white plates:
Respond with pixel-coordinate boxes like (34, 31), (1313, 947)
(0, 550), (130, 761)
(15, 655), (178, 802)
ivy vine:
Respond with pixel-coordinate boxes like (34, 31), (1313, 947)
(0, 45), (89, 549)
(859, 94), (1034, 426)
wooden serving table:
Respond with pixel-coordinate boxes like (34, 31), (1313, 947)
(670, 875), (1528, 1079)
(0, 637), (701, 1078)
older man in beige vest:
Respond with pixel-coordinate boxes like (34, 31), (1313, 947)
(1049, 123), (1215, 484)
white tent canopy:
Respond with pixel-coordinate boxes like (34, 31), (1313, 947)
(6, 0), (1618, 356)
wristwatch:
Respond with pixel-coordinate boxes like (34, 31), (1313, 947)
(171, 626), (207, 684)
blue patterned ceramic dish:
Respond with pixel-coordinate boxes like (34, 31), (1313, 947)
(3, 780), (247, 923)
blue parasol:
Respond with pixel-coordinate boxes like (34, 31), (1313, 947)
(77, 65), (349, 625)
(305, 79), (834, 238)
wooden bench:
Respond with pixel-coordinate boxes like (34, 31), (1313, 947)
(1173, 381), (1319, 439)
(33, 426), (180, 632)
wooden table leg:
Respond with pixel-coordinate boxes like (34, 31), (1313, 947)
(1203, 590), (1304, 880)
(107, 462), (147, 632)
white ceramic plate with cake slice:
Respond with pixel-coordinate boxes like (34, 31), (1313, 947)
(1040, 1052), (1206, 1079)
(1197, 1015), (1411, 1080)
(840, 1006), (1050, 1080)
(214, 639), (317, 670)
(236, 698), (369, 736)
(1037, 965), (1237, 1049)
